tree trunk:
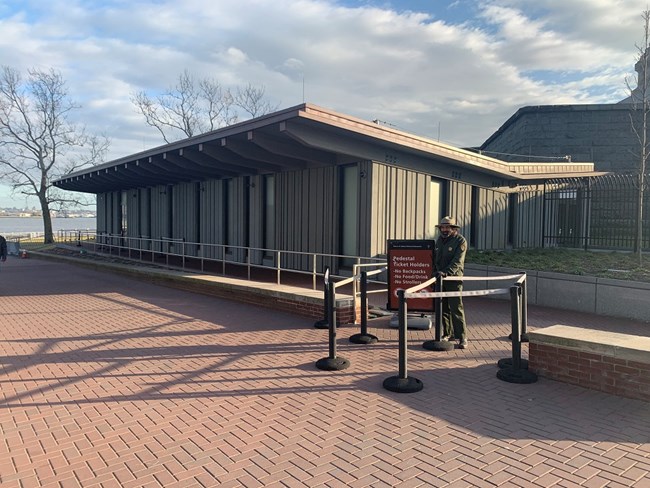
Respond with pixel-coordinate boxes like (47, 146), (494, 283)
(639, 172), (646, 266)
(39, 195), (54, 244)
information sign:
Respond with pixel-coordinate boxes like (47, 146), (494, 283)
(387, 239), (436, 312)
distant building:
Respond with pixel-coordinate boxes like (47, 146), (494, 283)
(479, 103), (641, 173)
(480, 52), (649, 174)
(477, 53), (650, 251)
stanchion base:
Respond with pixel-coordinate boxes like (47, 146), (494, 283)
(382, 375), (423, 393)
(497, 358), (529, 370)
(315, 356), (350, 371)
(349, 333), (379, 344)
(422, 340), (455, 351)
(496, 367), (538, 384)
(508, 333), (530, 343)
(314, 319), (329, 329)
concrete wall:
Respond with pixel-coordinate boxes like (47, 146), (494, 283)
(465, 264), (650, 322)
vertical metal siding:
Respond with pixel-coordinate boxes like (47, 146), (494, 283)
(368, 162), (432, 257)
(171, 182), (200, 256)
(196, 177), (249, 262)
(358, 160), (372, 259)
(138, 188), (152, 250)
(150, 184), (171, 252)
(228, 177), (248, 262)
(199, 179), (225, 259)
(447, 181), (472, 241)
(111, 191), (121, 234)
(126, 189), (140, 249)
(248, 175), (264, 265)
(474, 188), (509, 250)
(96, 193), (107, 234)
(513, 191), (544, 248)
(276, 166), (337, 272)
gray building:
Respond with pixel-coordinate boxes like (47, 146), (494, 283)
(479, 103), (640, 173)
(477, 57), (650, 251)
(54, 104), (600, 270)
(480, 51), (650, 174)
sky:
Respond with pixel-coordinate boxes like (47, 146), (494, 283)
(0, 0), (648, 208)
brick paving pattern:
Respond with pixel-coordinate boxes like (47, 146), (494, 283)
(0, 257), (649, 487)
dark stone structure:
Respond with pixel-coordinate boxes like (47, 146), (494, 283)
(480, 53), (650, 174)
(480, 104), (639, 173)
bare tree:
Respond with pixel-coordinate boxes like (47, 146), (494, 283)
(131, 70), (277, 143)
(0, 66), (110, 243)
(626, 10), (650, 265)
(234, 83), (279, 118)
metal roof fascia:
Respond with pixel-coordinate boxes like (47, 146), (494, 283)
(53, 105), (307, 183)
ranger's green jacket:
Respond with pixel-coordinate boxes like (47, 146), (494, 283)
(435, 233), (467, 277)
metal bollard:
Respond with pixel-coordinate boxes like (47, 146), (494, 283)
(315, 281), (350, 371)
(349, 271), (379, 344)
(383, 289), (423, 393)
(497, 285), (537, 384)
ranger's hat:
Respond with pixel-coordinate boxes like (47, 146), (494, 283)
(436, 216), (460, 228)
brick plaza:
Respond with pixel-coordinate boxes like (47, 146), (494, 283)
(0, 257), (649, 487)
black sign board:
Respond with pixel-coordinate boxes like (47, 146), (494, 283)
(387, 239), (435, 312)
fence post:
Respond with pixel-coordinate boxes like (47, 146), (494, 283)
(422, 274), (454, 351)
(349, 271), (378, 344)
(497, 285), (537, 384)
(315, 278), (350, 371)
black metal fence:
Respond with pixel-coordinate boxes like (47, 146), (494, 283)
(543, 174), (650, 251)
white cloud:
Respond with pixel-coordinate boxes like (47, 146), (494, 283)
(1, 0), (649, 206)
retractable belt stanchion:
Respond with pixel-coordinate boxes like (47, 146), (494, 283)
(422, 274), (455, 352)
(497, 285), (537, 384)
(316, 271), (350, 371)
(508, 272), (529, 342)
(349, 270), (379, 345)
(383, 289), (423, 393)
(314, 267), (330, 329)
(520, 278), (529, 342)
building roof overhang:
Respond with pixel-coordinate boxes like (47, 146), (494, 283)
(54, 103), (602, 194)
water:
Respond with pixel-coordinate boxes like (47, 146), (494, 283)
(0, 217), (96, 234)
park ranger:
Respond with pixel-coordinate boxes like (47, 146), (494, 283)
(434, 216), (468, 349)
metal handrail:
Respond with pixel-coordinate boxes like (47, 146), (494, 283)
(84, 232), (387, 290)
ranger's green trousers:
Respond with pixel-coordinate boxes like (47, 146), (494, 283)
(441, 281), (467, 341)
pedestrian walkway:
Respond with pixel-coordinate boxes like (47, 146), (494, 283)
(0, 256), (649, 487)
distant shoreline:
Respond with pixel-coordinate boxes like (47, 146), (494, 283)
(0, 216), (97, 233)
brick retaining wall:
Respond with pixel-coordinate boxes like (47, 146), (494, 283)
(529, 325), (650, 402)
